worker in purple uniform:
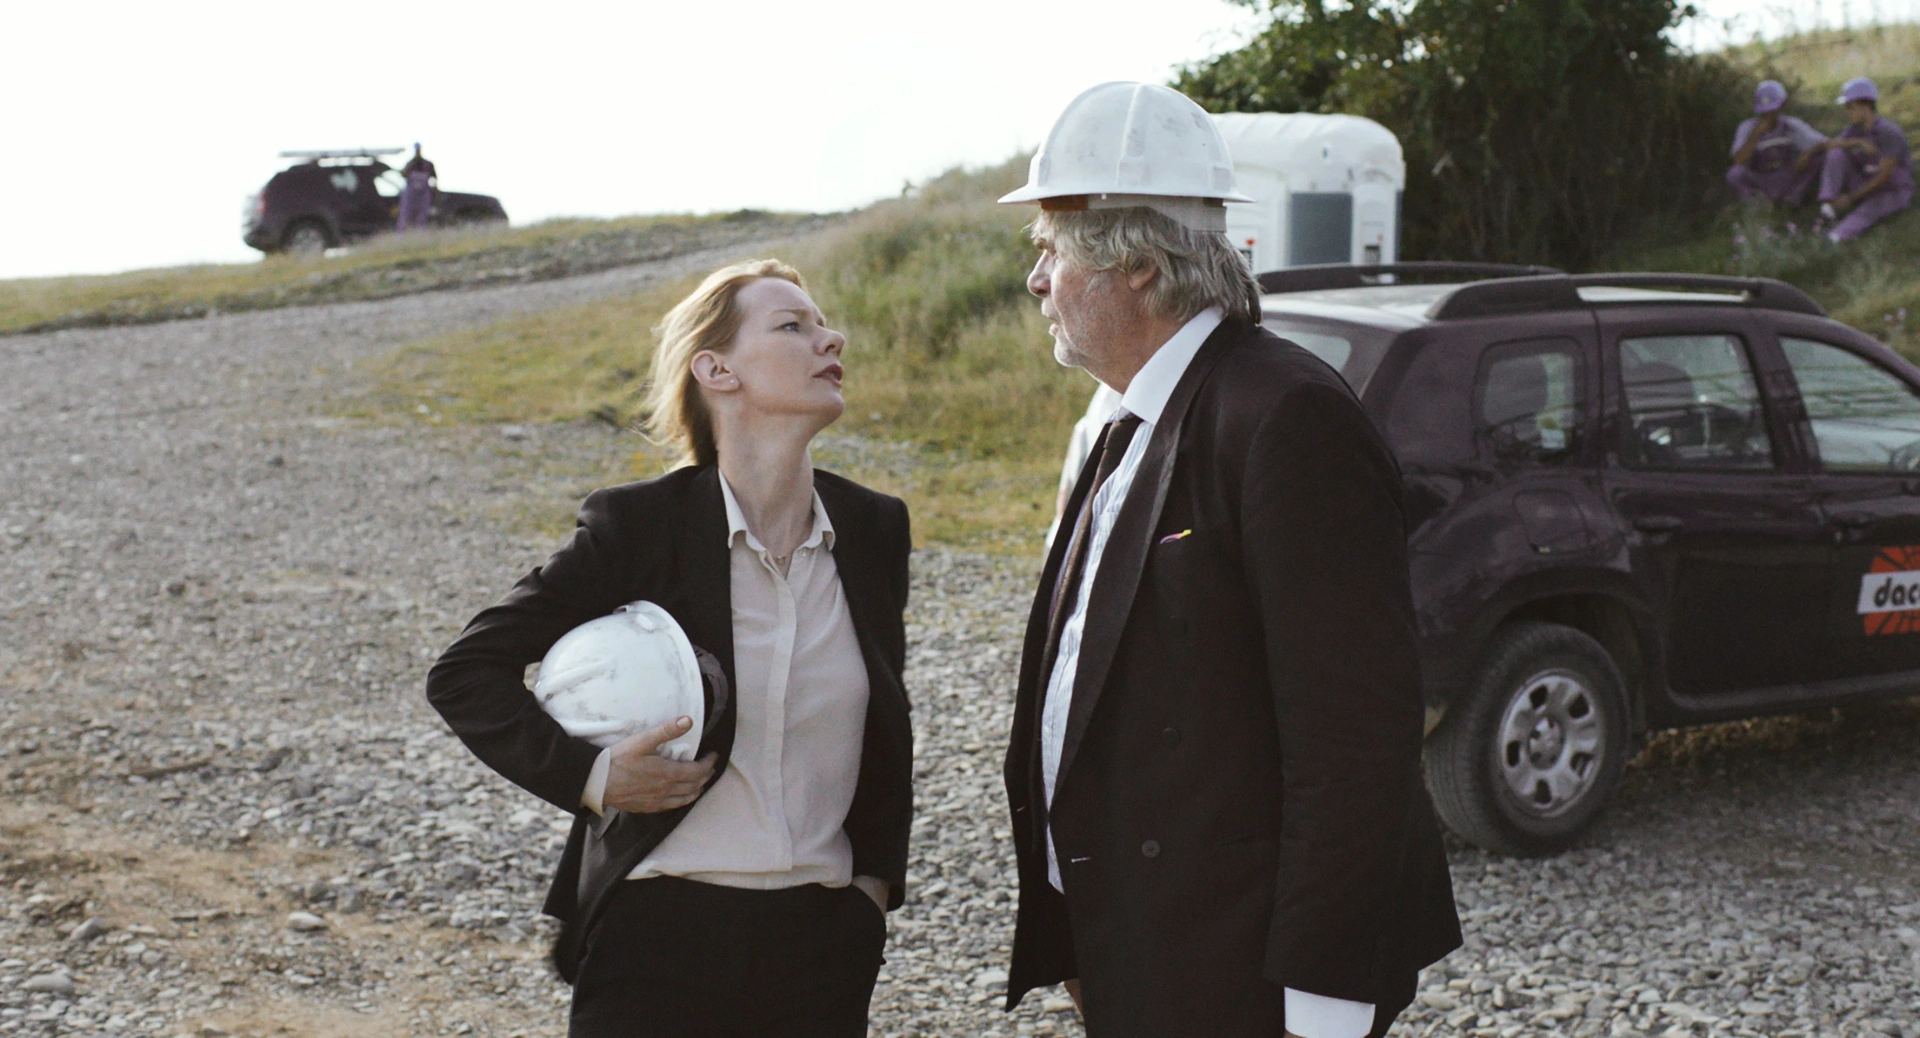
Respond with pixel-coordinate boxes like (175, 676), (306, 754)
(1810, 78), (1913, 242)
(397, 142), (437, 232)
(1727, 80), (1825, 205)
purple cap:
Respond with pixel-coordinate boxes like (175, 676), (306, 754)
(1839, 77), (1879, 104)
(1754, 80), (1787, 113)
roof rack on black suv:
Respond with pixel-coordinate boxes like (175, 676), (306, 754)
(1256, 262), (1564, 294)
(1430, 272), (1826, 320)
(1254, 263), (1920, 856)
(277, 148), (405, 161)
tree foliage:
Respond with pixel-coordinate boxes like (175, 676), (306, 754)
(1174, 0), (1755, 269)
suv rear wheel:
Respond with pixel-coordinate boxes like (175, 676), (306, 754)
(282, 220), (331, 255)
(1424, 622), (1630, 856)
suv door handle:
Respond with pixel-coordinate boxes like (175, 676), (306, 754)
(1633, 516), (1683, 534)
(1832, 511), (1878, 530)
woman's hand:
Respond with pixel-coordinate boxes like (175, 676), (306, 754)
(602, 717), (718, 814)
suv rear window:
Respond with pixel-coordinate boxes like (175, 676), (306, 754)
(1261, 317), (1396, 391)
(1477, 340), (1583, 463)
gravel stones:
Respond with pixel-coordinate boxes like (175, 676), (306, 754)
(284, 913), (327, 933)
(64, 918), (104, 943)
(17, 973), (73, 995)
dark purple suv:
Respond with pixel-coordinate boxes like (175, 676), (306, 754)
(1259, 263), (1920, 855)
(242, 149), (507, 254)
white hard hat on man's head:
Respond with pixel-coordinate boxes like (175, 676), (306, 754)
(999, 81), (1253, 232)
(533, 601), (729, 761)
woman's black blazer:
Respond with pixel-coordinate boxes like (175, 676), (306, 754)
(425, 465), (914, 981)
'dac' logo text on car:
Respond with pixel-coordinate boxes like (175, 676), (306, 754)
(1857, 545), (1920, 636)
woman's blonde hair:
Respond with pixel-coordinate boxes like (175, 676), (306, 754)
(643, 259), (805, 467)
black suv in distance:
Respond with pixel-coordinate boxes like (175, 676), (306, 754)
(242, 149), (508, 254)
(1258, 264), (1920, 855)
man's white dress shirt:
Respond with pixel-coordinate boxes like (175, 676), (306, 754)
(1038, 307), (1375, 1038)
(581, 473), (872, 891)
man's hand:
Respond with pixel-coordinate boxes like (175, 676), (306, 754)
(602, 717), (717, 814)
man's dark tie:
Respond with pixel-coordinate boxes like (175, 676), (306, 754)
(1046, 411), (1144, 651)
(1031, 411), (1144, 849)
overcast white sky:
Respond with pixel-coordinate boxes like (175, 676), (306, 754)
(3, 0), (1910, 280)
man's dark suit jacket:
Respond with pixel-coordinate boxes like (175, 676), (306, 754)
(426, 465), (914, 982)
(1003, 317), (1461, 1037)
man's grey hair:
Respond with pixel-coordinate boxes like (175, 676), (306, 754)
(1032, 207), (1262, 325)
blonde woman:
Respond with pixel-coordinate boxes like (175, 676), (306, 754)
(428, 259), (912, 1037)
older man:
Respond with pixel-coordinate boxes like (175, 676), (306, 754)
(997, 82), (1460, 1038)
(1727, 80), (1825, 205)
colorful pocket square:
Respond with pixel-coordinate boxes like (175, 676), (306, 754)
(1158, 529), (1193, 544)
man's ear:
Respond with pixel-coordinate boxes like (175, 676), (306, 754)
(1126, 264), (1159, 293)
(690, 351), (736, 392)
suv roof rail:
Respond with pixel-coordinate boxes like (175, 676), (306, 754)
(278, 148), (405, 161)
(1565, 272), (1826, 316)
(1426, 276), (1586, 320)
(1257, 262), (1563, 294)
(1427, 271), (1828, 320)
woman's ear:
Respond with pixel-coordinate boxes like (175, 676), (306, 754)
(690, 351), (739, 393)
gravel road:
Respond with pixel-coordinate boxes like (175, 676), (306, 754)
(3, 251), (1919, 1038)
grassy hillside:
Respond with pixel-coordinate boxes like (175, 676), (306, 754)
(344, 158), (1097, 551)
(0, 210), (826, 336)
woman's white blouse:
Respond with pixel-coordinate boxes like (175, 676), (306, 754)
(580, 473), (871, 888)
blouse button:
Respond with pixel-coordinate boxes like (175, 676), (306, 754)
(1140, 839), (1161, 859)
(1161, 726), (1180, 746)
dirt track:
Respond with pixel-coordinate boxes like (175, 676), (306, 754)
(3, 251), (1920, 1038)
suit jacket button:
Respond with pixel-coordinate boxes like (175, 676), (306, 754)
(1161, 726), (1180, 746)
(1141, 839), (1161, 858)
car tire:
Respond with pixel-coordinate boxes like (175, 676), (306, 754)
(1424, 622), (1631, 856)
(282, 220), (331, 255)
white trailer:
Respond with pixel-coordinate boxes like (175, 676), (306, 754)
(1210, 113), (1406, 273)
